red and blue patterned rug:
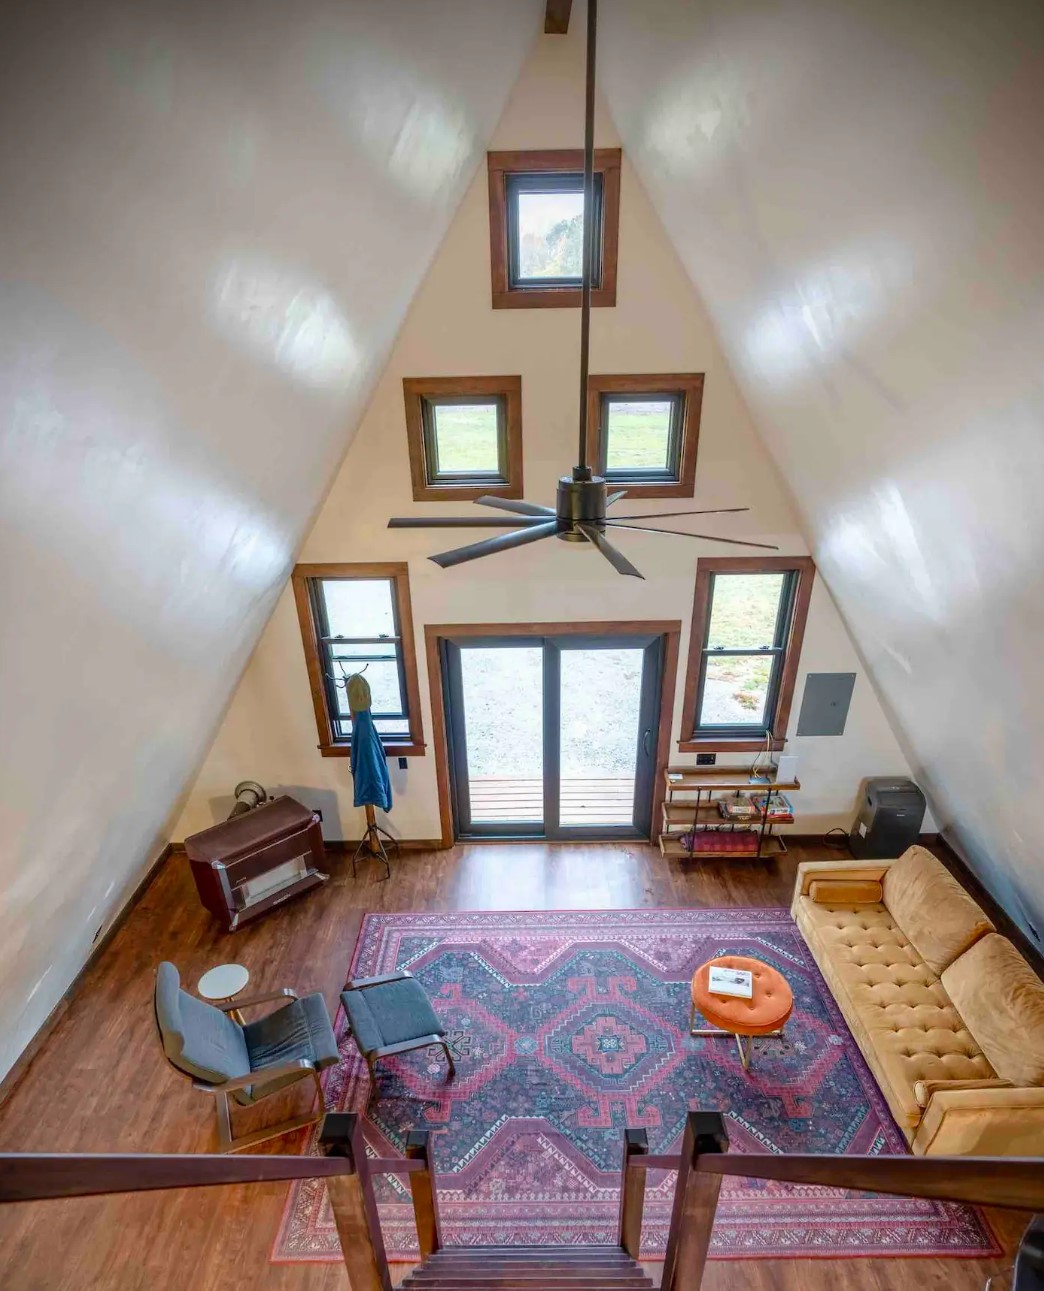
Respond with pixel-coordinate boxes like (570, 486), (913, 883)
(274, 908), (998, 1262)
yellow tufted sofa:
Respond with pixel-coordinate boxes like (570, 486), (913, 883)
(792, 845), (1044, 1155)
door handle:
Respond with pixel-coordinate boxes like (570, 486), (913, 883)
(642, 728), (652, 757)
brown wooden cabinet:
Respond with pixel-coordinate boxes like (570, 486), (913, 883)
(185, 796), (328, 932)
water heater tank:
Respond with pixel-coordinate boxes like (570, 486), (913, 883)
(849, 777), (926, 859)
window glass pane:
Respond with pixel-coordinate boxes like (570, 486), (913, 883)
(706, 574), (785, 649)
(432, 402), (501, 475)
(699, 654), (772, 727)
(335, 716), (410, 740)
(461, 646), (544, 825)
(321, 578), (395, 639)
(517, 190), (584, 279)
(560, 648), (642, 827)
(330, 659), (403, 717)
(605, 398), (674, 473)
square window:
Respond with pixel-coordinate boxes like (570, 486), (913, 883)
(586, 374), (703, 497)
(403, 377), (523, 502)
(602, 393), (684, 480)
(506, 172), (603, 289)
(423, 397), (506, 482)
(488, 149), (621, 308)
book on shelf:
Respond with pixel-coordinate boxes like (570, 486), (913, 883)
(718, 795), (760, 821)
(749, 791), (794, 823)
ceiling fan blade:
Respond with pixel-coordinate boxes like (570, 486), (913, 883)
(476, 496), (556, 517)
(577, 524), (644, 579)
(388, 516), (552, 528)
(429, 520), (560, 569)
(605, 490), (628, 507)
(606, 522), (779, 551)
(610, 507), (750, 520)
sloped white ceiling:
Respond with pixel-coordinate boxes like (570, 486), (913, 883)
(0, 0), (542, 1079)
(599, 0), (1044, 938)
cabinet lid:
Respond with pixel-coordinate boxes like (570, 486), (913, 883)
(185, 795), (316, 864)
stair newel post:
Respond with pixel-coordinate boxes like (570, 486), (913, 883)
(661, 1111), (729, 1291)
(405, 1129), (441, 1258)
(319, 1113), (392, 1291)
(617, 1127), (649, 1259)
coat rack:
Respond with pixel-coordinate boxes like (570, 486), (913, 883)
(330, 662), (399, 880)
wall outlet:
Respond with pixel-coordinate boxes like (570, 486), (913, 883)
(696, 752), (716, 766)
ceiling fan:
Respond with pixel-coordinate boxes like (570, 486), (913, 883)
(388, 0), (776, 579)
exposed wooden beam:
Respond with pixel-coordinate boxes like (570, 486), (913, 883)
(544, 0), (572, 34)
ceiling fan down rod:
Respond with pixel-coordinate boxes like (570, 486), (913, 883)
(575, 0), (597, 479)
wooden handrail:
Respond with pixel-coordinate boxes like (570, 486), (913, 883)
(699, 1152), (1044, 1211)
(406, 1129), (442, 1259)
(634, 1113), (1044, 1291)
(0, 1152), (354, 1204)
(369, 1156), (424, 1175)
(320, 1113), (391, 1291)
(617, 1128), (648, 1259)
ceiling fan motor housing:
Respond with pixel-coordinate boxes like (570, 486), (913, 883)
(556, 474), (607, 540)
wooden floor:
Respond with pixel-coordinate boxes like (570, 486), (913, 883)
(0, 840), (1025, 1290)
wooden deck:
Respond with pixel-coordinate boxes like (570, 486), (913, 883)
(469, 776), (635, 826)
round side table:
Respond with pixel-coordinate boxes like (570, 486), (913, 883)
(690, 954), (793, 1071)
(198, 963), (250, 1024)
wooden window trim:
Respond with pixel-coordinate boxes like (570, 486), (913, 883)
(678, 556), (815, 753)
(487, 148), (621, 310)
(585, 373), (703, 499)
(292, 562), (426, 758)
(403, 376), (523, 502)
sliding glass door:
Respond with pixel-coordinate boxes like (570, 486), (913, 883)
(442, 632), (665, 840)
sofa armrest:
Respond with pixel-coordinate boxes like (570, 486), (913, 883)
(795, 859), (894, 898)
(914, 1077), (1011, 1109)
(912, 1084), (1044, 1156)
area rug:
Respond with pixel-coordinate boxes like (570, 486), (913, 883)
(273, 908), (998, 1262)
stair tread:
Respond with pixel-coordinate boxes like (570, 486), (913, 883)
(401, 1245), (653, 1290)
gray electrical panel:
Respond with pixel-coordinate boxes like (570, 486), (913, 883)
(796, 672), (856, 736)
(850, 777), (926, 859)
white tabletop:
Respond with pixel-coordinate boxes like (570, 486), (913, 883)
(197, 963), (250, 1001)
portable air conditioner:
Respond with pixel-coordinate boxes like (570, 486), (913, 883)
(849, 777), (926, 859)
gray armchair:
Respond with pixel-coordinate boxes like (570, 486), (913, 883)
(154, 961), (339, 1152)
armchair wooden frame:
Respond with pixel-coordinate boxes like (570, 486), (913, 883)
(192, 989), (328, 1154)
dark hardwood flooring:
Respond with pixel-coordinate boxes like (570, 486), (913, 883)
(0, 841), (1026, 1289)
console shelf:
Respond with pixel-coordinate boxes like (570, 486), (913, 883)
(659, 766), (800, 861)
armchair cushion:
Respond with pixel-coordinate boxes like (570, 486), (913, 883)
(341, 975), (443, 1057)
(155, 962), (250, 1086)
(236, 993), (339, 1106)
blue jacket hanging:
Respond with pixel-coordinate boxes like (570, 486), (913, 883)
(350, 707), (393, 812)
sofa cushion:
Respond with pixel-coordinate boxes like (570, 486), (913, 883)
(882, 847), (993, 975)
(809, 879), (883, 905)
(797, 897), (994, 1127)
(941, 933), (1044, 1087)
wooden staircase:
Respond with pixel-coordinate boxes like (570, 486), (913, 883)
(399, 1245), (654, 1289)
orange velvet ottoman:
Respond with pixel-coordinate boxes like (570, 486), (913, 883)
(690, 954), (793, 1071)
